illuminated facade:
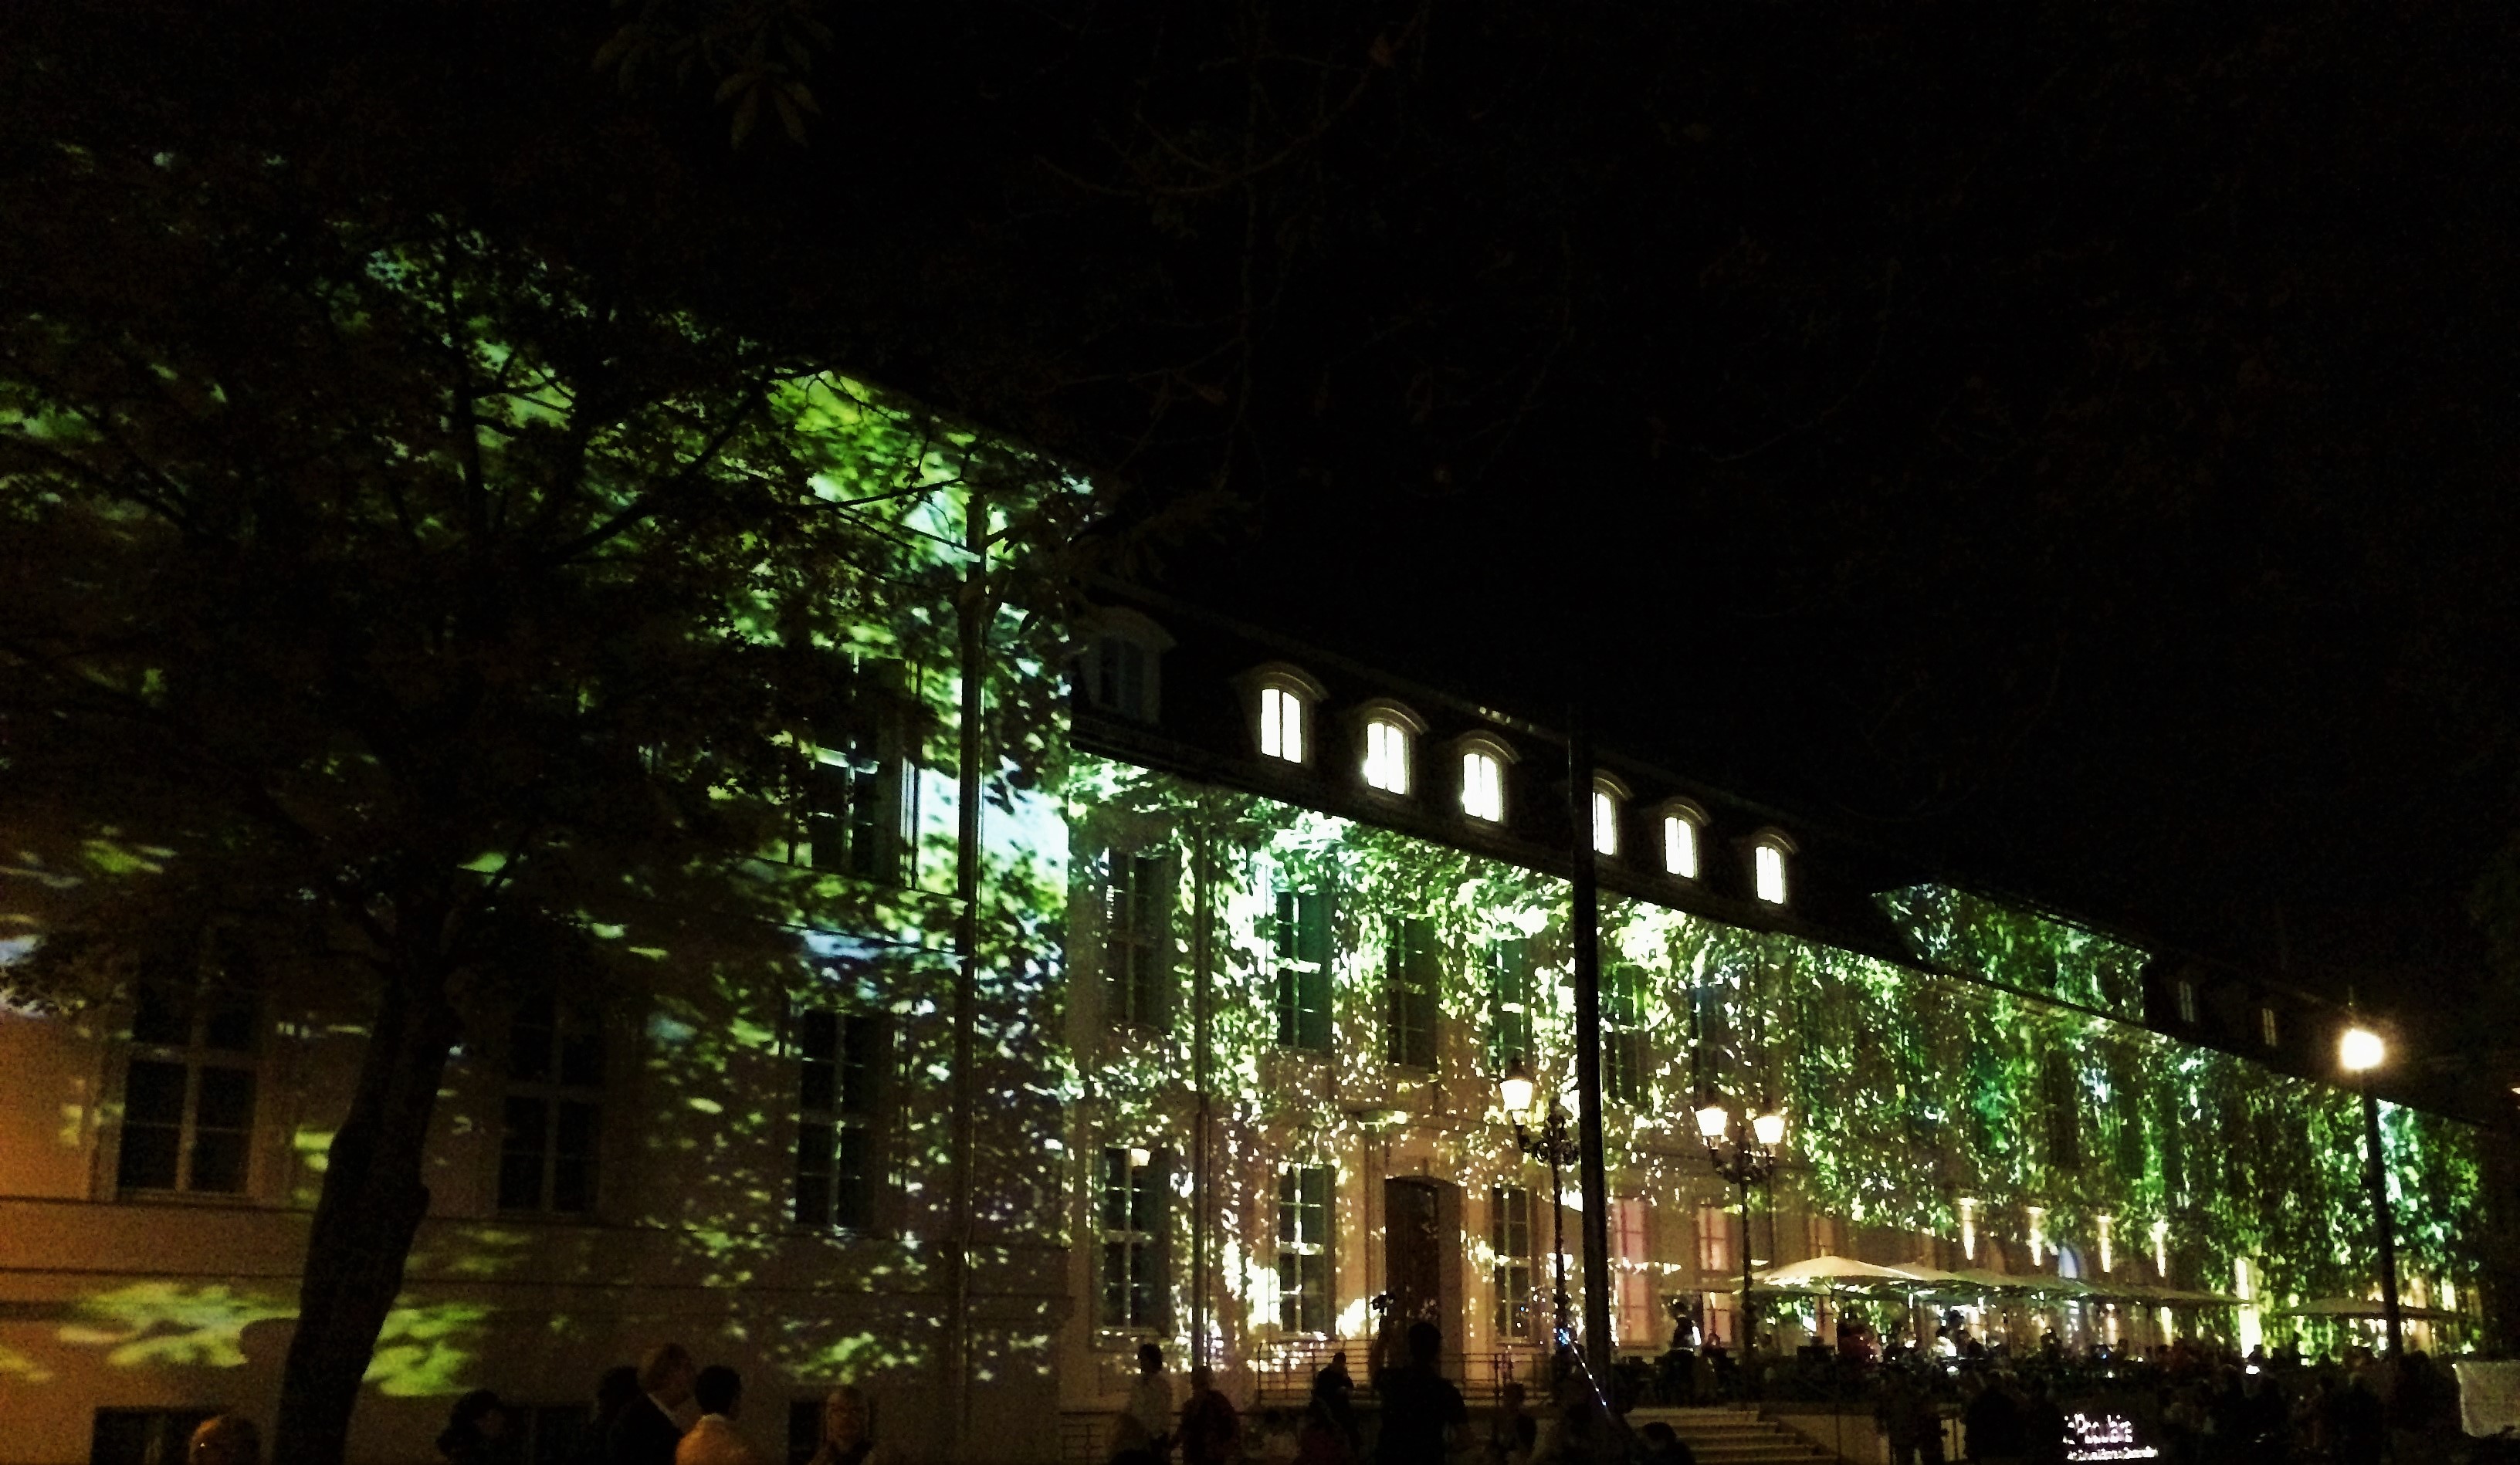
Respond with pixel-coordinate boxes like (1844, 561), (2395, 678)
(0, 564), (2498, 1465)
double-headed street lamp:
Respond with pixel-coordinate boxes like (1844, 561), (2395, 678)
(2338, 1022), (2403, 1355)
(1695, 1101), (1788, 1354)
(1498, 1055), (1580, 1345)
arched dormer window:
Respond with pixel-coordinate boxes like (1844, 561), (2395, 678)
(1455, 732), (1518, 824)
(1078, 608), (1174, 723)
(1655, 798), (1706, 880)
(1590, 773), (1631, 858)
(1243, 663), (1327, 766)
(1750, 828), (1797, 905)
(1355, 699), (1426, 797)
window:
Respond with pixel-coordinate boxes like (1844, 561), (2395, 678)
(797, 707), (911, 885)
(91, 1409), (221, 1465)
(1099, 1146), (1167, 1328)
(2043, 1051), (2082, 1171)
(500, 996), (604, 1213)
(1278, 1164), (1333, 1334)
(1750, 831), (1795, 905)
(1384, 917), (1440, 1069)
(1603, 962), (1650, 1108)
(1363, 716), (1414, 794)
(118, 975), (259, 1196)
(1805, 1213), (1838, 1260)
(1614, 1196), (1653, 1347)
(2174, 979), (2198, 1025)
(1590, 776), (1628, 858)
(2259, 1005), (2280, 1048)
(1259, 685), (1306, 763)
(1695, 1203), (1732, 1275)
(1492, 1185), (1536, 1341)
(1658, 802), (1705, 880)
(1104, 848), (1174, 1030)
(1271, 882), (1335, 1052)
(1485, 938), (1535, 1073)
(795, 1007), (885, 1231)
(1461, 749), (1505, 823)
(1079, 611), (1173, 722)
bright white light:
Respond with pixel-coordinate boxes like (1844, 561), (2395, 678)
(1662, 815), (1699, 879)
(2339, 1026), (2386, 1074)
(1498, 1061), (1536, 1117)
(1754, 842), (1788, 904)
(1695, 1105), (1730, 1141)
(1752, 1111), (1787, 1148)
(1363, 719), (1410, 793)
(1258, 686), (1304, 763)
(1462, 750), (1504, 822)
(1591, 790), (1618, 856)
(1126, 1145), (1152, 1170)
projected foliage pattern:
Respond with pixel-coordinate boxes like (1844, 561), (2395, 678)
(1059, 759), (2484, 1355)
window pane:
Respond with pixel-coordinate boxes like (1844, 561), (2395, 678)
(190, 1128), (249, 1193)
(557, 1023), (603, 1088)
(195, 1067), (256, 1132)
(1754, 844), (1787, 903)
(840, 1016), (880, 1115)
(1663, 817), (1698, 879)
(130, 983), (192, 1047)
(1101, 1242), (1130, 1325)
(499, 1096), (548, 1210)
(508, 1001), (555, 1081)
(835, 1124), (872, 1230)
(201, 991), (258, 1053)
(795, 1121), (835, 1226)
(124, 1060), (188, 1125)
(117, 1117), (181, 1191)
(1592, 790), (1617, 856)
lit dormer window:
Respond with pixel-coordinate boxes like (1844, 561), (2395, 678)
(1455, 734), (1516, 824)
(1078, 608), (1174, 722)
(1357, 699), (1426, 796)
(1243, 663), (1327, 767)
(2175, 979), (2198, 1025)
(1751, 829), (1796, 905)
(2259, 1006), (2279, 1048)
(1590, 773), (1631, 858)
(1656, 800), (1706, 880)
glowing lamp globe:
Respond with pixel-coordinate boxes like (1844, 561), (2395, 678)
(1497, 1057), (1536, 1117)
(1695, 1105), (1731, 1141)
(1752, 1111), (1788, 1148)
(2339, 1026), (2386, 1075)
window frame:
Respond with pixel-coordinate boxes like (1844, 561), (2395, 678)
(1269, 878), (1336, 1053)
(1383, 916), (1441, 1070)
(1655, 799), (1707, 882)
(1098, 1145), (1170, 1330)
(1277, 1162), (1335, 1335)
(1590, 773), (1631, 859)
(1601, 960), (1651, 1108)
(1454, 732), (1519, 825)
(790, 675), (917, 886)
(1354, 699), (1427, 797)
(794, 1003), (889, 1234)
(116, 971), (262, 1199)
(1077, 607), (1174, 723)
(1243, 662), (1328, 768)
(1749, 828), (1797, 906)
(1492, 1183), (1536, 1342)
(1102, 844), (1176, 1032)
(1484, 937), (1536, 1075)
(497, 995), (607, 1216)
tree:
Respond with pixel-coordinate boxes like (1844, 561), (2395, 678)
(0, 32), (1099, 1460)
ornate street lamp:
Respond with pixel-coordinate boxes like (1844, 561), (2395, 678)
(1497, 1054), (1580, 1345)
(1696, 1101), (1788, 1354)
(2339, 1022), (2403, 1355)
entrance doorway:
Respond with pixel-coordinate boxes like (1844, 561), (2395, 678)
(1383, 1178), (1462, 1352)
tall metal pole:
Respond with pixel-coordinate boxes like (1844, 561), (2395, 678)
(1549, 1120), (1570, 1344)
(944, 495), (989, 1455)
(1567, 709), (1614, 1378)
(1739, 1174), (1754, 1352)
(2361, 1079), (2404, 1355)
(1191, 810), (1214, 1365)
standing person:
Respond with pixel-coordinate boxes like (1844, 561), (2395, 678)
(1128, 1343), (1180, 1464)
(437, 1390), (515, 1465)
(611, 1344), (698, 1465)
(188, 1416), (260, 1465)
(806, 1385), (887, 1465)
(676, 1366), (767, 1465)
(1179, 1365), (1241, 1465)
(1485, 1381), (1536, 1465)
(1373, 1322), (1468, 1465)
(579, 1369), (644, 1465)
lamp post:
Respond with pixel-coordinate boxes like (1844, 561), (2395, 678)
(1696, 1101), (1788, 1355)
(2339, 1023), (2403, 1355)
(1499, 1056), (1580, 1345)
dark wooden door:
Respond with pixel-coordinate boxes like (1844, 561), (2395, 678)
(1384, 1178), (1445, 1330)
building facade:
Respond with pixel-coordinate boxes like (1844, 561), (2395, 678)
(0, 538), (2496, 1464)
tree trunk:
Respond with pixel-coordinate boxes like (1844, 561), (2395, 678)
(273, 966), (462, 1465)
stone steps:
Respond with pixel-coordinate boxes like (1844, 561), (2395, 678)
(1626, 1406), (1844, 1465)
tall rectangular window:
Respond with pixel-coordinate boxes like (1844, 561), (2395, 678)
(1363, 719), (1411, 793)
(1106, 848), (1173, 1030)
(1753, 842), (1788, 904)
(500, 996), (604, 1213)
(2174, 979), (2199, 1025)
(1278, 1164), (1333, 1334)
(799, 716), (909, 885)
(1603, 963), (1649, 1108)
(1614, 1196), (1654, 1347)
(118, 976), (259, 1196)
(1258, 685), (1306, 763)
(1384, 917), (1440, 1069)
(1662, 815), (1699, 879)
(795, 1008), (883, 1231)
(1591, 790), (1619, 857)
(1089, 634), (1153, 721)
(1695, 1203), (1732, 1275)
(1492, 1184), (1536, 1341)
(1485, 939), (1534, 1073)
(1462, 751), (1504, 822)
(1271, 884), (1335, 1051)
(2259, 1006), (2280, 1047)
(1099, 1147), (1167, 1328)
(2043, 1052), (2082, 1171)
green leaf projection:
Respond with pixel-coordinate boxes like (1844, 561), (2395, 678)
(1062, 759), (2485, 1340)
